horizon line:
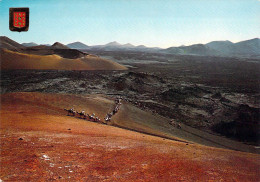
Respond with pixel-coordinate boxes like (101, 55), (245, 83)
(2, 35), (259, 49)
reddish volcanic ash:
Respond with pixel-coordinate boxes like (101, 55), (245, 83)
(0, 92), (259, 181)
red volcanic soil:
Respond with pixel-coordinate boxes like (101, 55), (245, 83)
(0, 92), (259, 181)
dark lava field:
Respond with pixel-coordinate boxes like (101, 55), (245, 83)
(1, 52), (259, 145)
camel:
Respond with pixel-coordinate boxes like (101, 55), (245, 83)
(85, 113), (91, 120)
(112, 109), (116, 115)
(115, 97), (122, 105)
(77, 110), (86, 119)
(94, 117), (101, 122)
(87, 113), (96, 121)
(104, 114), (111, 122)
(115, 105), (120, 112)
(64, 108), (76, 116)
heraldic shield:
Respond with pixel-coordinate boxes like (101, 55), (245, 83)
(9, 8), (29, 32)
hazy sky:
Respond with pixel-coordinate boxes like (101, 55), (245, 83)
(0, 0), (259, 48)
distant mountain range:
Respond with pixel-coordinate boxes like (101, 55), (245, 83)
(65, 38), (260, 57)
(67, 42), (89, 49)
(3, 36), (259, 58)
(162, 44), (218, 56)
(22, 42), (38, 47)
(162, 38), (260, 57)
(65, 41), (162, 52)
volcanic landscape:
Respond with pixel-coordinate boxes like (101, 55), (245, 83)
(0, 36), (259, 181)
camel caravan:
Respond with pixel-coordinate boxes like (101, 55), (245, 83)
(64, 97), (122, 124)
(104, 97), (122, 122)
(64, 108), (101, 123)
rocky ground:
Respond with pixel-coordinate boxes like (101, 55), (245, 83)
(1, 53), (259, 146)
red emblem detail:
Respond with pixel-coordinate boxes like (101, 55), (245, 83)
(13, 12), (26, 28)
(9, 8), (29, 32)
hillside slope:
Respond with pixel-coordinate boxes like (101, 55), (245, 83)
(0, 49), (127, 70)
(51, 42), (70, 49)
(0, 92), (259, 181)
(0, 36), (25, 50)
